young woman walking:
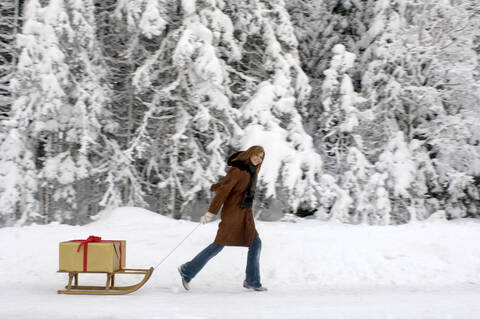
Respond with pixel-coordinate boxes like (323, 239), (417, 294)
(178, 145), (267, 291)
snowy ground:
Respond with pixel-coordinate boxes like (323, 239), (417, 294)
(2, 207), (480, 319)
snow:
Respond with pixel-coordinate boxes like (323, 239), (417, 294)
(182, 0), (196, 16)
(331, 44), (355, 72)
(377, 132), (416, 198)
(139, 0), (167, 39)
(2, 207), (480, 318)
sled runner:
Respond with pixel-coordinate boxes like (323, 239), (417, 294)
(57, 267), (154, 295)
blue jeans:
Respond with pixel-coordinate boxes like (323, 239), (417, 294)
(179, 237), (263, 288)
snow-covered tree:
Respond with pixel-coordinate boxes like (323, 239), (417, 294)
(286, 0), (371, 140)
(334, 147), (374, 224)
(0, 128), (39, 226)
(3, 0), (479, 226)
(311, 45), (375, 223)
(103, 0), (240, 218)
(316, 44), (367, 172)
(372, 132), (415, 224)
(355, 0), (407, 162)
(286, 0), (480, 223)
(0, 0), (22, 121)
(287, 0), (367, 79)
(407, 0), (480, 219)
(355, 0), (480, 221)
(91, 0), (153, 209)
(227, 0), (329, 215)
(107, 0), (329, 218)
(3, 0), (116, 224)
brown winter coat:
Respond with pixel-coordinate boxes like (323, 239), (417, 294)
(208, 166), (259, 247)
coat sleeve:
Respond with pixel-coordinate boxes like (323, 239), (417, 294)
(208, 167), (239, 215)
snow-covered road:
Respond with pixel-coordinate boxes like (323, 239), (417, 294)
(2, 207), (480, 319)
(4, 284), (480, 319)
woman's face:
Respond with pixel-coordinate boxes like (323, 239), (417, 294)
(250, 152), (264, 166)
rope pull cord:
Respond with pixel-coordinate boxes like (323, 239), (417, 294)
(153, 223), (201, 269)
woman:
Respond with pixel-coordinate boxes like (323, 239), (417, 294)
(178, 145), (267, 291)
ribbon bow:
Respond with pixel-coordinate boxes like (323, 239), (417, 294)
(76, 235), (102, 252)
(73, 235), (102, 272)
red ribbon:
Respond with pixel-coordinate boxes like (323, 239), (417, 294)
(71, 236), (123, 272)
(71, 235), (102, 272)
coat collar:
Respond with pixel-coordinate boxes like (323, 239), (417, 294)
(228, 151), (257, 175)
(228, 151), (248, 171)
(230, 160), (249, 171)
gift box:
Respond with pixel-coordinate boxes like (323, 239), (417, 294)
(59, 236), (126, 273)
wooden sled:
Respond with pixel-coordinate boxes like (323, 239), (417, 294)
(57, 267), (154, 295)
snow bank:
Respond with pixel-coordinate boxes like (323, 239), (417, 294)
(3, 207), (480, 288)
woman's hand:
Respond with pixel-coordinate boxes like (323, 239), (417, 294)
(200, 212), (215, 224)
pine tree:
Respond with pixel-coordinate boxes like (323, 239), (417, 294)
(228, 0), (325, 215)
(0, 0), (22, 121)
(314, 44), (377, 223)
(287, 0), (480, 222)
(358, 0), (480, 221)
(328, 147), (373, 224)
(317, 44), (367, 172)
(373, 132), (416, 224)
(286, 0), (370, 138)
(287, 0), (368, 79)
(99, 0), (241, 218)
(92, 0), (151, 209)
(4, 0), (115, 224)
(355, 0), (406, 162)
(409, 0), (480, 219)
(0, 128), (39, 226)
(104, 0), (329, 218)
